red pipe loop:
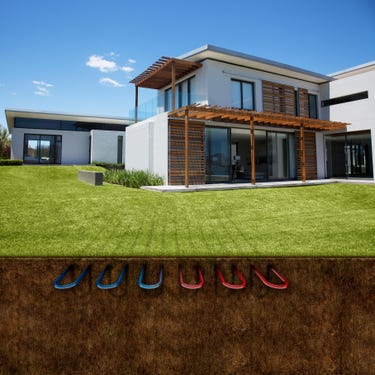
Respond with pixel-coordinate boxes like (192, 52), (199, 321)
(216, 265), (247, 290)
(253, 266), (289, 290)
(179, 265), (204, 289)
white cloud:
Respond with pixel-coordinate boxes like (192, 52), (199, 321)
(128, 58), (136, 64)
(32, 80), (53, 87)
(120, 66), (134, 73)
(32, 80), (53, 96)
(99, 77), (124, 88)
(86, 55), (117, 73)
(108, 51), (119, 58)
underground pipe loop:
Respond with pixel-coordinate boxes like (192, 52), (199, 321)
(96, 264), (127, 290)
(138, 264), (164, 290)
(53, 264), (91, 290)
(216, 265), (247, 290)
(179, 265), (204, 289)
(253, 266), (289, 290)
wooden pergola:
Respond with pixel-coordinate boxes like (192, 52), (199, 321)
(130, 57), (202, 122)
(169, 104), (349, 187)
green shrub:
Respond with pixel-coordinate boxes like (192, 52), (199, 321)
(0, 159), (23, 166)
(104, 169), (163, 188)
(92, 161), (125, 169)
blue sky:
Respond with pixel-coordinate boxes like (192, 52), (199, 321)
(1, 0), (374, 130)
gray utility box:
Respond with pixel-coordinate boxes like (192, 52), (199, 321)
(78, 170), (103, 186)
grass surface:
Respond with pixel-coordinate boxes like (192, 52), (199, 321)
(0, 166), (374, 257)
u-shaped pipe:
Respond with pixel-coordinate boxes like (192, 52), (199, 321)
(216, 265), (247, 290)
(179, 265), (204, 289)
(253, 266), (289, 290)
(96, 265), (127, 290)
(53, 264), (91, 290)
(138, 264), (164, 290)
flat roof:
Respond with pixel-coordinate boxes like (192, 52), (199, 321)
(329, 60), (375, 79)
(5, 109), (132, 133)
(178, 44), (333, 84)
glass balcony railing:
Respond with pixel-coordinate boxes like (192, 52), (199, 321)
(129, 93), (208, 122)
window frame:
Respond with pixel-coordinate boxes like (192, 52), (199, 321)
(164, 76), (194, 112)
(308, 93), (318, 119)
(231, 79), (255, 110)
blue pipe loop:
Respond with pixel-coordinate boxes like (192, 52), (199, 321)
(96, 265), (127, 290)
(53, 264), (91, 290)
(138, 264), (164, 290)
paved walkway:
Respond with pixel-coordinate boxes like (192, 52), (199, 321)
(141, 178), (374, 193)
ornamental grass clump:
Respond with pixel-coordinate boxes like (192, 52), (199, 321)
(104, 169), (163, 188)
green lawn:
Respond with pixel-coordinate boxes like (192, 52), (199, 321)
(0, 166), (374, 257)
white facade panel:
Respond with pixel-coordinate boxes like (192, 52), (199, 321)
(125, 112), (169, 183)
(328, 69), (375, 133)
(90, 130), (125, 164)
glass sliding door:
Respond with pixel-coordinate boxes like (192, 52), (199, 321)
(24, 138), (39, 163)
(325, 131), (373, 178)
(23, 134), (62, 164)
(254, 130), (267, 181)
(267, 132), (289, 180)
(205, 127), (231, 182)
(220, 127), (296, 182)
(39, 135), (56, 164)
(345, 134), (373, 177)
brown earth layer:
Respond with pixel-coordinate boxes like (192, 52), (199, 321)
(0, 258), (374, 374)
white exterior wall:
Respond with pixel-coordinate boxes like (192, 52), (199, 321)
(203, 60), (321, 112)
(11, 128), (90, 164)
(90, 130), (125, 164)
(327, 67), (375, 180)
(125, 112), (169, 184)
(328, 69), (375, 132)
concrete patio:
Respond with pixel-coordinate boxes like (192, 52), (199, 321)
(141, 178), (375, 193)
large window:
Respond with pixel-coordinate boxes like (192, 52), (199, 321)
(165, 76), (194, 112)
(231, 80), (254, 110)
(23, 134), (62, 164)
(308, 94), (318, 119)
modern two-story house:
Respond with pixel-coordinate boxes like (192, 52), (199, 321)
(125, 45), (374, 186)
(6, 45), (374, 184)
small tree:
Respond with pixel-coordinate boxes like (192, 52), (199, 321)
(0, 126), (11, 159)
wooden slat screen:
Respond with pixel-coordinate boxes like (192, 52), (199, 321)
(169, 119), (205, 185)
(262, 81), (295, 115)
(296, 130), (317, 180)
(298, 88), (309, 117)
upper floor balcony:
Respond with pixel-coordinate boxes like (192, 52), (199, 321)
(129, 91), (208, 122)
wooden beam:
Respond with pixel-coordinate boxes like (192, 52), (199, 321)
(171, 61), (176, 111)
(184, 108), (189, 187)
(135, 85), (139, 123)
(300, 123), (306, 182)
(250, 116), (256, 185)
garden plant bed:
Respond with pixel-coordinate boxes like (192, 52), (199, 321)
(0, 257), (374, 374)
